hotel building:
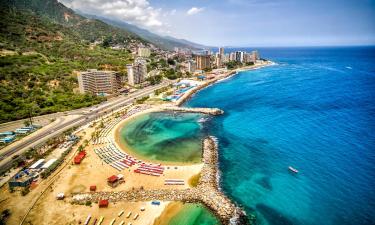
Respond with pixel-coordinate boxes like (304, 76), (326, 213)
(77, 69), (121, 95)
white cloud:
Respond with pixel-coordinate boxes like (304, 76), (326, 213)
(59, 0), (164, 29)
(187, 7), (204, 15)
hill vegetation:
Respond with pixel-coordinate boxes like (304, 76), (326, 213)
(0, 0), (144, 123)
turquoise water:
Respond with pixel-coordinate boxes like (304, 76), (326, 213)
(168, 204), (220, 225)
(120, 112), (207, 163)
(187, 47), (375, 225)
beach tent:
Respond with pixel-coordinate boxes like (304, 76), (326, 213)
(90, 185), (97, 191)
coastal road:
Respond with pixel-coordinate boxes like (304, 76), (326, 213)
(0, 81), (172, 173)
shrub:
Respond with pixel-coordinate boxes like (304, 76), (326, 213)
(21, 187), (30, 196)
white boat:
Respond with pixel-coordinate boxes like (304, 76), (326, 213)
(288, 166), (299, 173)
(198, 118), (209, 123)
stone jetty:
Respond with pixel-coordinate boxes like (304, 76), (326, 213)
(161, 106), (224, 115)
(71, 136), (249, 225)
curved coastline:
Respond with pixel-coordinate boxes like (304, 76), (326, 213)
(176, 60), (275, 106)
(88, 61), (275, 224)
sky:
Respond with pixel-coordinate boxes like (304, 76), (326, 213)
(59, 0), (375, 47)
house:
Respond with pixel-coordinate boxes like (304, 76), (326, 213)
(107, 175), (119, 188)
(99, 199), (109, 208)
(107, 174), (124, 188)
(8, 170), (35, 188)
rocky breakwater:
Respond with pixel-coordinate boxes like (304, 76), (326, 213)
(71, 137), (249, 225)
(161, 106), (224, 116)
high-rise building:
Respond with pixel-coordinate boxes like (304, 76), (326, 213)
(195, 55), (211, 70)
(252, 50), (260, 60)
(217, 47), (225, 67)
(187, 60), (196, 73)
(235, 51), (244, 63)
(215, 52), (222, 68)
(219, 47), (224, 56)
(229, 52), (236, 61)
(138, 47), (151, 57)
(243, 53), (252, 63)
(127, 58), (147, 86)
(77, 69), (121, 95)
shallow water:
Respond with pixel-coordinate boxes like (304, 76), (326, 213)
(119, 112), (207, 163)
(167, 203), (220, 225)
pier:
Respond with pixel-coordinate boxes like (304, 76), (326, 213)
(161, 106), (224, 115)
(71, 136), (247, 225)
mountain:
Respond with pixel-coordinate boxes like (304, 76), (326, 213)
(1, 0), (144, 44)
(84, 14), (206, 50)
(0, 0), (141, 123)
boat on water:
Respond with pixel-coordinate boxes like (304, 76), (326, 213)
(198, 118), (209, 123)
(288, 166), (299, 173)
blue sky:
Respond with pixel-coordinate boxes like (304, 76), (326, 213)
(60, 0), (375, 46)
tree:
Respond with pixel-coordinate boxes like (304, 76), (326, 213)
(78, 145), (84, 152)
(167, 58), (175, 65)
(146, 75), (162, 85)
(23, 120), (31, 127)
(101, 36), (113, 48)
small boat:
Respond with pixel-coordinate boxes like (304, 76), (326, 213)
(198, 118), (209, 123)
(288, 166), (299, 173)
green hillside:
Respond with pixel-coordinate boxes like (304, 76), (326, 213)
(0, 0), (144, 123)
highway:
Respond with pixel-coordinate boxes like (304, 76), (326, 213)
(0, 81), (171, 173)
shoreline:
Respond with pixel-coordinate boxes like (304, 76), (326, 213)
(176, 60), (275, 106)
(153, 201), (185, 225)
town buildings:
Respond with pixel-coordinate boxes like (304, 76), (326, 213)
(138, 47), (151, 57)
(77, 69), (122, 95)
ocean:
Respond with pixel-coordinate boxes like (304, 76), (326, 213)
(186, 47), (375, 225)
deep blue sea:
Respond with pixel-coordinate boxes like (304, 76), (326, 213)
(186, 47), (375, 225)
